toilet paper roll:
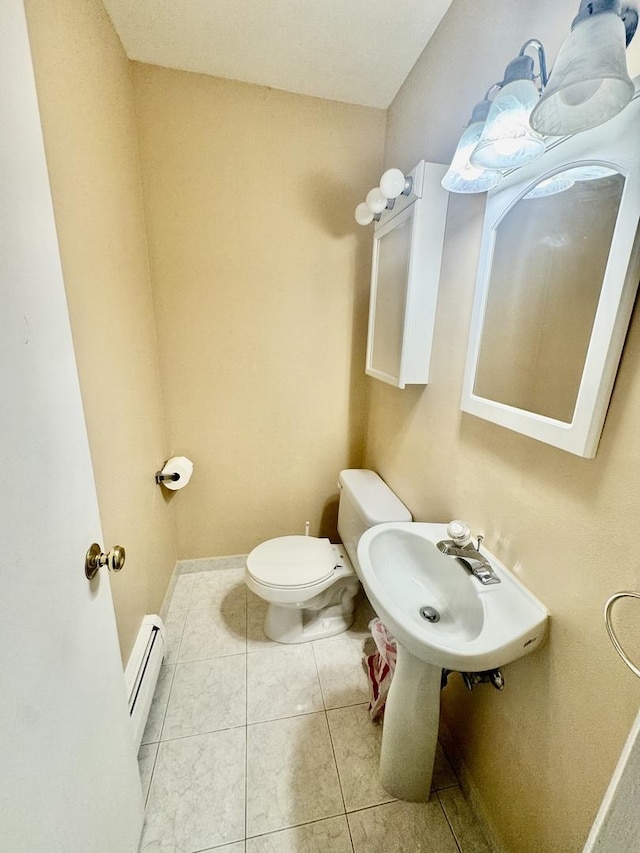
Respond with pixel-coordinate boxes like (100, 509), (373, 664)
(159, 456), (193, 490)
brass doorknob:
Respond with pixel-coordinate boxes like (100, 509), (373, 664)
(85, 543), (126, 579)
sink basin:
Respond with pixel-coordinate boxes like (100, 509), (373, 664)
(357, 521), (548, 672)
(355, 520), (550, 803)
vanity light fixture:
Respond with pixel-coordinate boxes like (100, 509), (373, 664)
(354, 168), (414, 226)
(441, 98), (504, 193)
(470, 41), (548, 172)
(442, 5), (638, 196)
(530, 0), (638, 136)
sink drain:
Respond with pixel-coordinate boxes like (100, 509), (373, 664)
(419, 605), (440, 623)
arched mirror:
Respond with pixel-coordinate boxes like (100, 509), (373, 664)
(461, 95), (640, 457)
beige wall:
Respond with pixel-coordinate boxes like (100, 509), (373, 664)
(25, 0), (176, 663)
(132, 65), (385, 558)
(367, 1), (640, 850)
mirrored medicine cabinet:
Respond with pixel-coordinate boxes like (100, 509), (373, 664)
(366, 161), (449, 388)
(461, 94), (640, 458)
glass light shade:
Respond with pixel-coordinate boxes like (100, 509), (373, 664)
(355, 202), (374, 225)
(470, 79), (546, 170)
(366, 187), (387, 214)
(441, 122), (504, 193)
(564, 164), (618, 180)
(529, 13), (634, 136)
(379, 168), (408, 198)
(523, 173), (575, 199)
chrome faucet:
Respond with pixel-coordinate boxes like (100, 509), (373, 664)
(436, 530), (501, 585)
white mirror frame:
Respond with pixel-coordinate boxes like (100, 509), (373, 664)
(461, 93), (640, 458)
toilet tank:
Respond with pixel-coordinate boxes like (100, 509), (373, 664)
(337, 469), (412, 572)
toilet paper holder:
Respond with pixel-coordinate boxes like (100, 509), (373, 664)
(155, 470), (180, 484)
(155, 456), (194, 490)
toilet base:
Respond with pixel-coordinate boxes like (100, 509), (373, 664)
(263, 601), (355, 644)
(246, 541), (360, 644)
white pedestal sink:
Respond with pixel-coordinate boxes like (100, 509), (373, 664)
(357, 522), (549, 802)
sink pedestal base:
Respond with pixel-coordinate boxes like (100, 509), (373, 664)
(379, 644), (441, 802)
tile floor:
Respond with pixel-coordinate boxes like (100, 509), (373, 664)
(138, 564), (492, 853)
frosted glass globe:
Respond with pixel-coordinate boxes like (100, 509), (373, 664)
(470, 79), (545, 170)
(355, 202), (374, 225)
(365, 187), (387, 214)
(379, 168), (407, 199)
(524, 173), (574, 199)
(530, 14), (634, 135)
(441, 122), (503, 193)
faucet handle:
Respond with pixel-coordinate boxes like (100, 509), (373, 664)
(447, 520), (471, 546)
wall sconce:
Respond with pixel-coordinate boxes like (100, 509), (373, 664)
(470, 42), (548, 171)
(530, 0), (638, 136)
(354, 168), (414, 225)
(441, 98), (504, 193)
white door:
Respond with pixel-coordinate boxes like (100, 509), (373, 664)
(0, 3), (144, 851)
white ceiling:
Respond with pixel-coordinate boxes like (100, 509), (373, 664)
(102, 0), (454, 109)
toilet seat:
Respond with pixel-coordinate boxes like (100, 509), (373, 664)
(246, 535), (337, 589)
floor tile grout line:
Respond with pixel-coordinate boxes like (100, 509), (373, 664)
(311, 641), (329, 711)
(176, 647), (249, 665)
(243, 808), (350, 842)
(347, 800), (403, 816)
(184, 573), (196, 611)
(156, 663), (177, 744)
(324, 710), (353, 824)
(325, 698), (370, 713)
(246, 706), (338, 729)
(436, 789), (464, 853)
(172, 606), (189, 665)
(142, 742), (160, 810)
(248, 639), (354, 656)
(191, 838), (244, 853)
(156, 720), (248, 745)
(344, 797), (396, 816)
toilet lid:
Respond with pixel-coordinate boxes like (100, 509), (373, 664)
(247, 536), (337, 587)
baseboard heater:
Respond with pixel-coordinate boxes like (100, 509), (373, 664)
(124, 614), (165, 751)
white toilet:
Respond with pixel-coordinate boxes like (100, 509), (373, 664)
(245, 469), (412, 643)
